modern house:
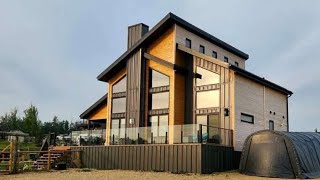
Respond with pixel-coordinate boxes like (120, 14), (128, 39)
(77, 13), (292, 173)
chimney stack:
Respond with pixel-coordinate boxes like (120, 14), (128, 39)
(127, 23), (149, 49)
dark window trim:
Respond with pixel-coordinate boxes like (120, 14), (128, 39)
(149, 85), (170, 94)
(149, 109), (169, 116)
(185, 38), (192, 48)
(224, 56), (229, 63)
(195, 84), (220, 92)
(195, 107), (220, 115)
(241, 113), (254, 124)
(212, 51), (217, 58)
(199, 45), (205, 54)
(235, 61), (239, 67)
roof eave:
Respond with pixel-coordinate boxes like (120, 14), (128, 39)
(79, 94), (108, 119)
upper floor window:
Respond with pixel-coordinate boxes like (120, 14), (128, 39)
(112, 76), (127, 93)
(196, 66), (220, 86)
(212, 51), (217, 59)
(235, 61), (239, 67)
(185, 38), (192, 48)
(241, 113), (254, 124)
(151, 92), (169, 109)
(269, 120), (274, 130)
(199, 45), (205, 54)
(224, 56), (229, 63)
(196, 90), (220, 109)
(150, 69), (169, 88)
(112, 97), (126, 113)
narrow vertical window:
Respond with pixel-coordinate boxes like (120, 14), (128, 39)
(199, 45), (205, 54)
(269, 120), (274, 130)
(185, 38), (191, 48)
(212, 51), (217, 58)
(224, 56), (229, 63)
(235, 61), (239, 67)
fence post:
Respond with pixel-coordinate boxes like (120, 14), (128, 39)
(12, 138), (19, 174)
(47, 150), (51, 170)
(8, 139), (13, 173)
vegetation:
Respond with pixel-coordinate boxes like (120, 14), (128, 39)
(0, 104), (76, 146)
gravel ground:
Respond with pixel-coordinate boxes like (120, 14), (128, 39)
(0, 169), (315, 180)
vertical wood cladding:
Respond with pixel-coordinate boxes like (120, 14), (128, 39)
(71, 144), (235, 173)
(127, 24), (149, 49)
(126, 49), (146, 128)
(87, 103), (108, 120)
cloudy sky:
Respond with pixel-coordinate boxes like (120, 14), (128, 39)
(0, 1), (319, 131)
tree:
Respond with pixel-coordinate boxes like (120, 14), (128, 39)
(0, 108), (23, 132)
(22, 104), (42, 142)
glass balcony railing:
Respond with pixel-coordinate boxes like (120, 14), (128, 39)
(71, 129), (106, 146)
(110, 124), (233, 147)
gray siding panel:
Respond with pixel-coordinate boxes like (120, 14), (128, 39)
(71, 144), (234, 174)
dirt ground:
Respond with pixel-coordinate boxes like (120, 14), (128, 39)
(0, 169), (310, 180)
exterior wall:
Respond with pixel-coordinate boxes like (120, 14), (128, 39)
(233, 74), (288, 151)
(147, 25), (175, 64)
(105, 68), (127, 145)
(87, 103), (108, 120)
(175, 25), (246, 69)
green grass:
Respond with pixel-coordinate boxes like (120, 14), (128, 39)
(0, 140), (40, 151)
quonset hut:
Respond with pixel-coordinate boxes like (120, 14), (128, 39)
(239, 130), (320, 179)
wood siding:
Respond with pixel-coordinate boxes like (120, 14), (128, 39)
(87, 103), (108, 120)
(71, 144), (235, 174)
(147, 25), (175, 64)
(175, 25), (246, 69)
(233, 74), (288, 151)
(126, 49), (145, 129)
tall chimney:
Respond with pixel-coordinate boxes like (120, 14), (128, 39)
(127, 23), (149, 49)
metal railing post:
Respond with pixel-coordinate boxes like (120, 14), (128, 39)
(151, 132), (153, 144)
(165, 132), (168, 144)
(199, 124), (203, 143)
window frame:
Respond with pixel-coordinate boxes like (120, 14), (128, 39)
(235, 61), (239, 67)
(199, 45), (205, 54)
(269, 120), (275, 130)
(212, 51), (217, 59)
(241, 113), (254, 124)
(185, 38), (192, 48)
(224, 56), (229, 63)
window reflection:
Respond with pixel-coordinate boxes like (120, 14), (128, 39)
(196, 90), (220, 109)
(112, 97), (126, 113)
(151, 70), (169, 88)
(113, 76), (127, 93)
(151, 92), (169, 109)
(149, 115), (168, 143)
(196, 66), (220, 86)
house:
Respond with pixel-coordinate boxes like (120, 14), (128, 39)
(77, 13), (292, 173)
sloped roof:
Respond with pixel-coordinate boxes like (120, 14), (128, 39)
(79, 94), (108, 119)
(230, 65), (293, 95)
(97, 12), (249, 82)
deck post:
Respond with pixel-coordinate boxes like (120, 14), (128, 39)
(199, 124), (203, 143)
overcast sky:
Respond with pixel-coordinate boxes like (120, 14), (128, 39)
(0, 1), (320, 131)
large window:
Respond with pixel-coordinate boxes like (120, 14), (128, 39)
(196, 114), (220, 143)
(241, 113), (254, 124)
(150, 70), (169, 88)
(112, 76), (127, 93)
(149, 115), (168, 143)
(111, 118), (126, 144)
(151, 92), (169, 109)
(112, 97), (126, 113)
(196, 90), (220, 109)
(196, 66), (220, 86)
(212, 51), (217, 59)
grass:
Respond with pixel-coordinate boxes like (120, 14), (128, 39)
(0, 140), (40, 151)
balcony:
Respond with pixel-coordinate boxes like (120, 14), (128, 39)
(110, 124), (233, 147)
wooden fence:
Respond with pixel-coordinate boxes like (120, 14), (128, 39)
(71, 143), (236, 174)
